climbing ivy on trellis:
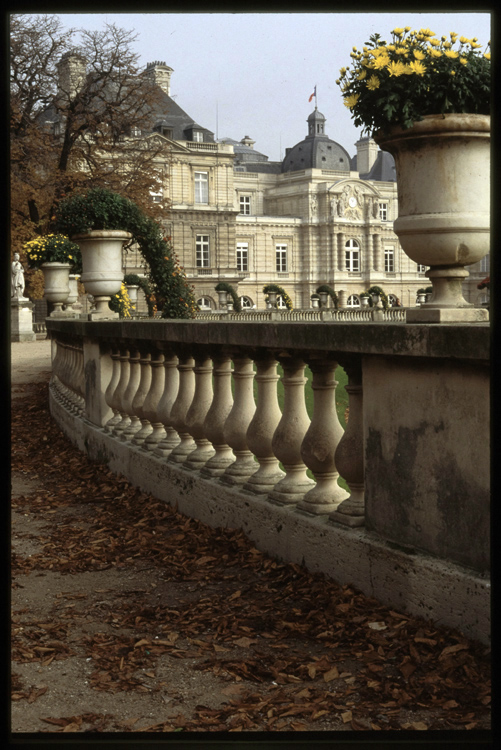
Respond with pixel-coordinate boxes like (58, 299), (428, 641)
(55, 188), (197, 319)
(316, 284), (339, 309)
(214, 281), (242, 312)
(262, 283), (294, 310)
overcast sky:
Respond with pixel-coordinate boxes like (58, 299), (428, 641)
(51, 12), (492, 162)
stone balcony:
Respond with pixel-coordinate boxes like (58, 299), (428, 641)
(45, 317), (490, 644)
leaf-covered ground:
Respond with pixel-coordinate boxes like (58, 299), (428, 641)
(11, 377), (491, 734)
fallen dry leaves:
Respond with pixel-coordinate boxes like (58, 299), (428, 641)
(11, 378), (491, 733)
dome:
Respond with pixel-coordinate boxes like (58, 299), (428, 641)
(281, 109), (351, 173)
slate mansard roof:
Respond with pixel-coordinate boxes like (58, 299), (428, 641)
(281, 109), (351, 173)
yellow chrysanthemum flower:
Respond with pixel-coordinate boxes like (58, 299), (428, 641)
(459, 57), (467, 65)
(392, 27), (404, 36)
(429, 48), (442, 58)
(419, 28), (435, 37)
(428, 38), (440, 46)
(395, 46), (408, 55)
(484, 52), (491, 60)
(366, 75), (380, 90)
(408, 60), (427, 76)
(387, 60), (407, 77)
(459, 36), (470, 44)
(372, 53), (390, 70)
(469, 41), (482, 49)
(445, 49), (459, 58)
(343, 93), (360, 109)
(413, 49), (426, 60)
(357, 69), (367, 80)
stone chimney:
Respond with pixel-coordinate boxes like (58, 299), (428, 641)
(144, 61), (173, 95)
(355, 136), (379, 176)
(240, 135), (255, 149)
(56, 51), (87, 101)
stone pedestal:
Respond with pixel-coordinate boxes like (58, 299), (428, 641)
(11, 299), (36, 342)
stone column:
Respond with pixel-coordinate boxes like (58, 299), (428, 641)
(183, 351), (215, 470)
(104, 347), (124, 432)
(220, 353), (256, 485)
(330, 358), (365, 527)
(168, 352), (196, 463)
(200, 352), (235, 477)
(337, 232), (345, 272)
(268, 356), (314, 505)
(243, 354), (285, 494)
(153, 351), (181, 458)
(142, 351), (168, 451)
(373, 233), (382, 272)
(297, 357), (349, 514)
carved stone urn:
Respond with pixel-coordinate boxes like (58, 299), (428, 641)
(41, 262), (71, 315)
(375, 114), (490, 322)
(72, 230), (132, 318)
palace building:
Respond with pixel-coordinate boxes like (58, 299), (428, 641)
(53, 56), (490, 312)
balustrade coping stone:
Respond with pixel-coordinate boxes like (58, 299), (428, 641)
(46, 319), (489, 362)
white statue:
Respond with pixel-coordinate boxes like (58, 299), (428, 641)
(11, 253), (27, 300)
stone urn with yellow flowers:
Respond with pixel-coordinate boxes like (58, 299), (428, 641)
(338, 27), (490, 322)
(23, 233), (82, 317)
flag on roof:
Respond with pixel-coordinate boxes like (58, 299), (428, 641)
(309, 86), (316, 102)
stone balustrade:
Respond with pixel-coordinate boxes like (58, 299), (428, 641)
(46, 317), (490, 644)
(194, 307), (406, 322)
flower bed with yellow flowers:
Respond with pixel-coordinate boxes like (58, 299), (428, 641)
(337, 27), (490, 136)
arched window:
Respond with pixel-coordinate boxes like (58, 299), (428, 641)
(388, 294), (398, 306)
(197, 296), (213, 310)
(239, 296), (253, 309)
(347, 294), (360, 307)
(345, 239), (360, 272)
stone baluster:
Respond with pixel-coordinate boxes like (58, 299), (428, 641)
(183, 350), (215, 470)
(200, 352), (235, 478)
(111, 347), (132, 438)
(104, 347), (123, 432)
(168, 352), (196, 463)
(56, 341), (70, 407)
(119, 348), (143, 441)
(330, 358), (365, 527)
(131, 350), (155, 446)
(243, 354), (284, 494)
(297, 357), (349, 514)
(142, 350), (167, 451)
(153, 351), (180, 458)
(75, 344), (85, 416)
(219, 353), (256, 485)
(269, 355), (314, 505)
(69, 344), (82, 414)
(50, 339), (65, 404)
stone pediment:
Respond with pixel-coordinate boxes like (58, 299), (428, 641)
(142, 133), (191, 153)
(329, 179), (381, 221)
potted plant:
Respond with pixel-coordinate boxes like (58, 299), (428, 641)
(24, 234), (82, 315)
(55, 188), (133, 317)
(416, 288), (427, 304)
(310, 293), (320, 309)
(359, 292), (370, 307)
(214, 281), (241, 312)
(316, 284), (339, 309)
(338, 28), (490, 318)
(262, 283), (293, 310)
(367, 285), (389, 309)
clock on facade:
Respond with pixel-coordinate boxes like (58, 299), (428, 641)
(348, 196), (358, 208)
